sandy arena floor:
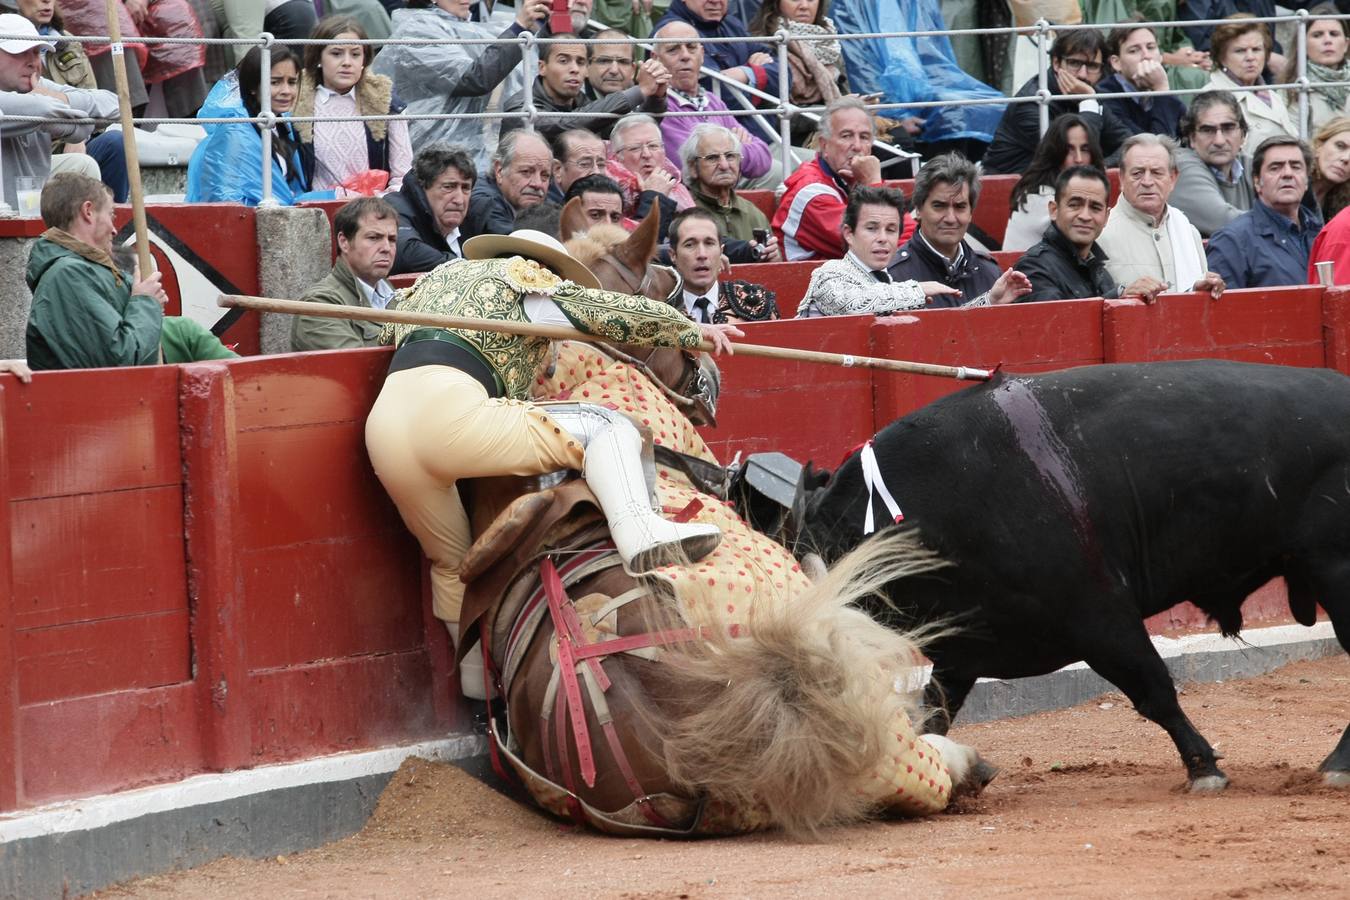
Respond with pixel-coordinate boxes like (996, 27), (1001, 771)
(95, 655), (1350, 900)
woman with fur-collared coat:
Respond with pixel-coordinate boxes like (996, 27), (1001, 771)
(293, 15), (412, 195)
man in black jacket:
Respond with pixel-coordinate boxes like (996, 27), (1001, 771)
(1014, 166), (1164, 303)
(889, 153), (1005, 307)
(387, 144), (475, 276)
(983, 29), (1134, 175)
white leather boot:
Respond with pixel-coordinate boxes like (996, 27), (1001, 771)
(583, 425), (721, 571)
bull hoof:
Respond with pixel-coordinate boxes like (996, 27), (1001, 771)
(1188, 774), (1229, 792)
(1322, 770), (1350, 787)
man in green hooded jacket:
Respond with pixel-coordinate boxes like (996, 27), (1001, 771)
(25, 172), (236, 370)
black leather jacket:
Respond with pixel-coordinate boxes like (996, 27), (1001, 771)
(888, 233), (1001, 308)
(1012, 223), (1120, 303)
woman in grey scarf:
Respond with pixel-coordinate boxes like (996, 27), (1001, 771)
(1280, 6), (1350, 132)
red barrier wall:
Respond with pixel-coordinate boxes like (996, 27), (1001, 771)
(4, 284), (1344, 812)
(870, 299), (1106, 424)
(0, 353), (453, 810)
(702, 317), (876, 465)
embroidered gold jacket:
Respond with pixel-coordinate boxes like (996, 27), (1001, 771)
(381, 256), (702, 398)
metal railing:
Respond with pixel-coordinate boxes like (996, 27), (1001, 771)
(1, 11), (1345, 208)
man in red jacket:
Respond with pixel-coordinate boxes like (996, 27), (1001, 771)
(773, 96), (914, 261)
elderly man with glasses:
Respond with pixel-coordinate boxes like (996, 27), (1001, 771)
(1171, 91), (1256, 237)
(984, 28), (1135, 175)
(681, 123), (780, 261)
(546, 127), (607, 204)
(607, 113), (694, 242)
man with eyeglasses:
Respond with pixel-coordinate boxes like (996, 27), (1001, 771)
(500, 33), (668, 141)
(608, 113), (695, 242)
(984, 28), (1135, 175)
(651, 21), (774, 190)
(1171, 91), (1256, 238)
(681, 123), (780, 261)
(547, 128), (607, 203)
(585, 29), (639, 99)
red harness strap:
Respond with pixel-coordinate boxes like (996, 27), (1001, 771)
(538, 556), (679, 829)
(542, 559), (600, 789)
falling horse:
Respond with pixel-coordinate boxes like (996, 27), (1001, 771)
(792, 360), (1350, 792)
(449, 204), (994, 836)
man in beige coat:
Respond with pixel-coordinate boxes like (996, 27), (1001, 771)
(1098, 134), (1226, 300)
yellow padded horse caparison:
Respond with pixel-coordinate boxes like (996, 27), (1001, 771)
(531, 343), (954, 832)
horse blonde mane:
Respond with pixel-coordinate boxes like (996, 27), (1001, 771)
(646, 528), (952, 838)
(563, 224), (632, 269)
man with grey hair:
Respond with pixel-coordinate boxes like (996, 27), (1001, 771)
(609, 112), (694, 242)
(388, 143), (476, 275)
(1099, 133), (1226, 298)
(773, 96), (913, 261)
(464, 130), (553, 239)
(1171, 91), (1255, 237)
(547, 127), (607, 204)
(888, 153), (1027, 307)
(682, 123), (779, 261)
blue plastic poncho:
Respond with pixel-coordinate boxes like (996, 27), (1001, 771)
(185, 75), (332, 206)
(832, 0), (1006, 144)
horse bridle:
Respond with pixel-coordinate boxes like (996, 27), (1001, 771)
(598, 252), (683, 306)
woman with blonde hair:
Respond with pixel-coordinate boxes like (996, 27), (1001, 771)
(1205, 14), (1296, 153)
(293, 15), (412, 195)
(1312, 116), (1350, 220)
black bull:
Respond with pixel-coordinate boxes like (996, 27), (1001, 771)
(795, 360), (1350, 789)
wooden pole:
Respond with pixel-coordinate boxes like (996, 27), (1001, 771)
(103, 0), (152, 278)
(217, 293), (994, 381)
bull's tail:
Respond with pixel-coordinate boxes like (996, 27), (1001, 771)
(649, 529), (962, 837)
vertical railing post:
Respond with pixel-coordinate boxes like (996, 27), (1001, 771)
(257, 33), (278, 208)
(522, 30), (537, 131)
(1036, 18), (1051, 137)
(776, 28), (792, 181)
(1295, 9), (1310, 141)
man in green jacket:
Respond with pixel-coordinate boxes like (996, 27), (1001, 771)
(291, 196), (399, 352)
(25, 172), (237, 370)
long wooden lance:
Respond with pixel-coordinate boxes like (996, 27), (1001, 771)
(217, 294), (994, 381)
(102, 0), (152, 279)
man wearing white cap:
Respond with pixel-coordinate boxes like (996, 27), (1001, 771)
(0, 12), (120, 209)
(364, 231), (742, 653)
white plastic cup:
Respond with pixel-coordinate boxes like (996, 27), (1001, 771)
(15, 176), (42, 219)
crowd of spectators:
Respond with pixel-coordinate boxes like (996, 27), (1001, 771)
(16, 0), (1350, 370)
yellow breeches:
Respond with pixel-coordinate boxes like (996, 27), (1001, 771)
(364, 365), (585, 623)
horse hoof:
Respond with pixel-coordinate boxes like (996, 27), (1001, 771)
(1322, 770), (1350, 787)
(1188, 775), (1229, 792)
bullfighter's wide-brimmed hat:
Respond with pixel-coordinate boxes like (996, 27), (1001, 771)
(463, 229), (602, 290)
